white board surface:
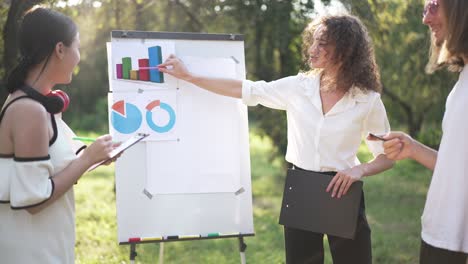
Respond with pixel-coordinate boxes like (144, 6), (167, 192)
(107, 32), (254, 243)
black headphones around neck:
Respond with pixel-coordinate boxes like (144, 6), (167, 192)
(18, 84), (70, 114)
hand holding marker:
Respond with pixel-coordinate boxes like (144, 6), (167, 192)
(72, 136), (99, 143)
(367, 132), (387, 141)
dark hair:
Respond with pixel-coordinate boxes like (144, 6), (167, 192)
(6, 6), (77, 93)
(426, 0), (468, 73)
(302, 15), (382, 93)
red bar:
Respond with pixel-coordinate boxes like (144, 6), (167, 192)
(139, 59), (149, 81)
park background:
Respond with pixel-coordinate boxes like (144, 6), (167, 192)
(0, 0), (456, 263)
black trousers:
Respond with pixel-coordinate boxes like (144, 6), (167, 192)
(420, 239), (468, 264)
(283, 194), (372, 264)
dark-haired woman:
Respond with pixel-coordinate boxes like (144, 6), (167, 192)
(0, 7), (117, 263)
(158, 14), (394, 264)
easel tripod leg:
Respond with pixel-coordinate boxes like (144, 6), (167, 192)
(239, 236), (247, 264)
(130, 243), (137, 264)
(159, 242), (164, 264)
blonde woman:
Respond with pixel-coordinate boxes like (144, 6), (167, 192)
(379, 0), (468, 263)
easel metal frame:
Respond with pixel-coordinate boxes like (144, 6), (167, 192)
(112, 30), (244, 41)
(126, 234), (254, 264)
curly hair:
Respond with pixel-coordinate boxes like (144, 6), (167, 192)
(302, 15), (382, 93)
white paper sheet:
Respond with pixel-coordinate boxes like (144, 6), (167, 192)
(145, 56), (241, 194)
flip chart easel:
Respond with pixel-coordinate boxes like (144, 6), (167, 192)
(107, 30), (254, 263)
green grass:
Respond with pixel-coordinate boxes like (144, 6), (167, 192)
(74, 134), (431, 263)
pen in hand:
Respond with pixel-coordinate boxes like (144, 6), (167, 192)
(367, 133), (387, 141)
(72, 136), (97, 143)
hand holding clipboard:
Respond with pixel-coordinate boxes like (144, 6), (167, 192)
(86, 133), (149, 171)
(280, 169), (363, 239)
(326, 166), (365, 199)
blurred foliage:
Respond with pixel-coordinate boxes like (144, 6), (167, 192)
(1, 0), (456, 149)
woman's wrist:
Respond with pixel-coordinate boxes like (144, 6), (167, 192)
(408, 137), (437, 170)
(408, 136), (420, 161)
(76, 150), (94, 169)
(185, 73), (198, 83)
(358, 163), (368, 178)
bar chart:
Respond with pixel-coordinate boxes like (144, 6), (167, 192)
(115, 46), (164, 83)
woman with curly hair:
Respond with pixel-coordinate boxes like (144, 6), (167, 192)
(159, 14), (393, 264)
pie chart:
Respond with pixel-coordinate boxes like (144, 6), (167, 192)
(111, 100), (142, 134)
(145, 100), (176, 133)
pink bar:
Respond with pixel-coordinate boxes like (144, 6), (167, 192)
(116, 64), (123, 79)
(139, 66), (160, 70)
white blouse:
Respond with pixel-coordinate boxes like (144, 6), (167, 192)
(242, 73), (390, 171)
(421, 66), (468, 253)
(0, 113), (85, 264)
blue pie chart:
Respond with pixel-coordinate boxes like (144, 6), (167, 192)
(111, 100), (142, 134)
(145, 100), (176, 133)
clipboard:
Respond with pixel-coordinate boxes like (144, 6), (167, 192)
(279, 169), (363, 239)
(87, 133), (149, 172)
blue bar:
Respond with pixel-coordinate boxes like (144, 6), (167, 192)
(148, 46), (164, 83)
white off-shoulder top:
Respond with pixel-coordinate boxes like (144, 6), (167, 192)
(0, 96), (85, 264)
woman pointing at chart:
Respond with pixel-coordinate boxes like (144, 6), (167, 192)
(159, 14), (393, 264)
(0, 6), (119, 263)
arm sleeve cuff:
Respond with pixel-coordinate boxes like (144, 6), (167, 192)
(241, 80), (258, 106)
(363, 94), (391, 157)
(241, 77), (295, 110)
(76, 145), (87, 155)
(10, 157), (54, 209)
